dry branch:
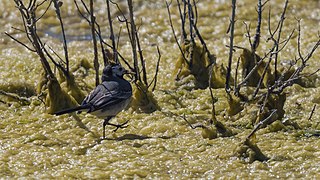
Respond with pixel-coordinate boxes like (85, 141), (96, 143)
(225, 0), (237, 93)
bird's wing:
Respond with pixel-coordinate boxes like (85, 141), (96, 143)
(82, 81), (132, 112)
(92, 91), (130, 110)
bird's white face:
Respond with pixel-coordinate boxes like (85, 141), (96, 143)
(112, 65), (127, 77)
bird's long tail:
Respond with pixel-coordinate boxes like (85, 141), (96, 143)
(54, 105), (89, 115)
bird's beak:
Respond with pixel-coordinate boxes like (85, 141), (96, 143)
(124, 70), (136, 75)
(123, 70), (136, 82)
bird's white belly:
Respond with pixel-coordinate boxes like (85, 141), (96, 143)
(90, 98), (131, 118)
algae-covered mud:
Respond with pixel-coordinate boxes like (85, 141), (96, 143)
(1, 0), (320, 178)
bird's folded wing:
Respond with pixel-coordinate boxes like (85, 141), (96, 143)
(81, 81), (132, 111)
(93, 90), (131, 108)
(83, 89), (131, 112)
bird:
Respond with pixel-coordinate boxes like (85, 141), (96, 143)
(55, 64), (133, 139)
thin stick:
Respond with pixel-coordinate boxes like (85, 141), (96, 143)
(253, 57), (272, 98)
(308, 104), (317, 121)
(187, 0), (195, 68)
(53, 0), (69, 74)
(182, 114), (206, 129)
(165, 0), (189, 67)
(127, 0), (140, 82)
(14, 0), (55, 78)
(89, 0), (99, 86)
(237, 50), (272, 88)
(5, 32), (36, 52)
(243, 21), (252, 48)
(208, 62), (217, 120)
(234, 56), (240, 92)
(0, 90), (30, 105)
(176, 0), (187, 41)
(74, 0), (109, 66)
(246, 109), (277, 140)
(135, 25), (148, 86)
(150, 46), (161, 92)
(106, 0), (118, 64)
(251, 0), (262, 51)
(36, 0), (52, 22)
(191, 1), (216, 67)
(274, 0), (289, 81)
(226, 0), (237, 93)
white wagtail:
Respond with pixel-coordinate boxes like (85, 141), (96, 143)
(55, 64), (133, 138)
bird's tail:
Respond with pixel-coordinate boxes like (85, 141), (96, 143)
(54, 105), (89, 115)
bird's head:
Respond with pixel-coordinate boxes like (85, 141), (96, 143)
(102, 64), (129, 81)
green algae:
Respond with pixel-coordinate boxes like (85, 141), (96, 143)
(0, 0), (320, 179)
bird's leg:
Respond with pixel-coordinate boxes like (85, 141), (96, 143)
(103, 116), (113, 139)
(103, 117), (129, 138)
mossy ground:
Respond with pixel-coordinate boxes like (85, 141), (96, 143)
(0, 0), (319, 178)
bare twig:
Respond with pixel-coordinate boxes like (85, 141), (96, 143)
(176, 0), (187, 41)
(127, 0), (140, 82)
(253, 57), (272, 98)
(5, 32), (36, 52)
(234, 57), (240, 91)
(182, 114), (206, 129)
(296, 18), (305, 65)
(187, 0), (195, 68)
(75, 0), (100, 84)
(191, 1), (216, 67)
(246, 109), (277, 140)
(89, 0), (100, 86)
(106, 0), (118, 64)
(268, 26), (320, 95)
(192, 0), (198, 26)
(165, 0), (189, 67)
(303, 37), (320, 62)
(150, 46), (162, 92)
(135, 23), (148, 86)
(273, 0), (289, 81)
(208, 61), (217, 120)
(112, 0), (133, 47)
(243, 21), (252, 48)
(308, 104), (317, 121)
(226, 0), (237, 93)
(74, 0), (110, 66)
(46, 45), (64, 64)
(42, 44), (67, 75)
(0, 90), (30, 105)
(53, 0), (69, 74)
(36, 0), (52, 22)
(251, 0), (262, 52)
(259, 88), (271, 114)
(13, 0), (55, 78)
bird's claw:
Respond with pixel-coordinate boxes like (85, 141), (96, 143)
(112, 120), (129, 132)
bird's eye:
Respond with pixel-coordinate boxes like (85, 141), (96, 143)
(119, 67), (123, 71)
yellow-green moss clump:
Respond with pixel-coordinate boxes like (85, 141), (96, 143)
(226, 93), (244, 116)
(174, 41), (230, 89)
(255, 93), (286, 124)
(35, 65), (86, 114)
(46, 76), (78, 114)
(58, 69), (86, 104)
(0, 81), (36, 98)
(239, 48), (315, 89)
(201, 125), (217, 140)
(130, 81), (160, 113)
(240, 48), (274, 88)
(235, 139), (269, 163)
(70, 58), (93, 76)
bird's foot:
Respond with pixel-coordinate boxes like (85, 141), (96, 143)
(106, 120), (129, 132)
